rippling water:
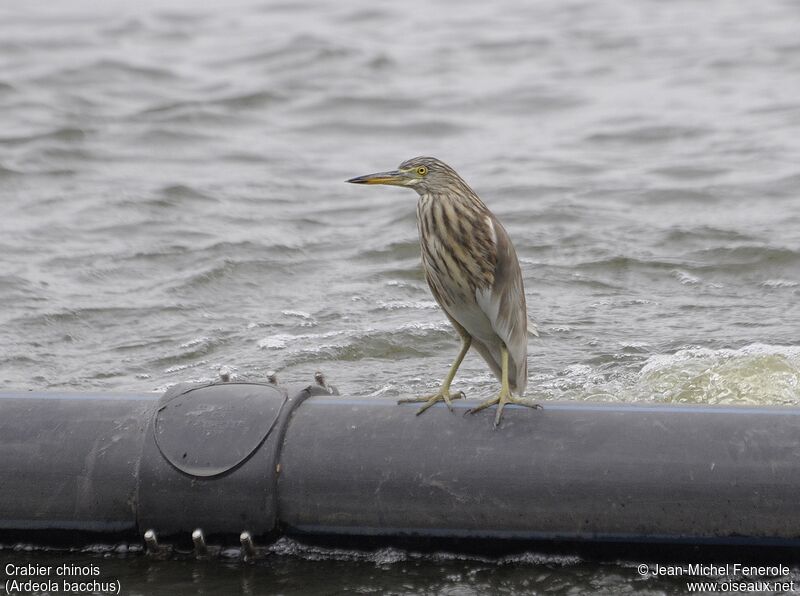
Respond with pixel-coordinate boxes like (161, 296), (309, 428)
(2, 0), (800, 593)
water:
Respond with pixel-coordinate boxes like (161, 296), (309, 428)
(3, 542), (798, 596)
(1, 0), (800, 592)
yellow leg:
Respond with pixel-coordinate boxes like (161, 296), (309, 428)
(467, 344), (541, 427)
(399, 336), (471, 415)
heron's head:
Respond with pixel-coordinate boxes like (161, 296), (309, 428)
(347, 156), (460, 196)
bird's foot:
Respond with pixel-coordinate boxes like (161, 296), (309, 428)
(466, 390), (541, 428)
(398, 389), (465, 415)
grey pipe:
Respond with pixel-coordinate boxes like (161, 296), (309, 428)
(0, 384), (799, 547)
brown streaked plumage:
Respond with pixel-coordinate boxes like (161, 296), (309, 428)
(347, 156), (540, 426)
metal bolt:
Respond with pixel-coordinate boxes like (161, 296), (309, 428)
(144, 529), (158, 552)
(240, 531), (256, 559)
(192, 528), (208, 556)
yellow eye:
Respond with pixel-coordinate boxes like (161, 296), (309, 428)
(416, 166), (428, 176)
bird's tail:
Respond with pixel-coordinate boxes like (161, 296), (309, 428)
(472, 340), (528, 396)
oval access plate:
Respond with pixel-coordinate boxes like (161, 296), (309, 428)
(154, 383), (285, 477)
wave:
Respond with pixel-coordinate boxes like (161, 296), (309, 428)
(267, 536), (580, 566)
(636, 343), (800, 405)
(538, 343), (800, 406)
(573, 245), (800, 274)
(136, 90), (287, 122)
(34, 59), (177, 86)
(0, 127), (87, 146)
(586, 125), (712, 145)
(258, 321), (454, 366)
(688, 245), (800, 269)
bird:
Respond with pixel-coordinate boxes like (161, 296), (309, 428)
(347, 156), (540, 426)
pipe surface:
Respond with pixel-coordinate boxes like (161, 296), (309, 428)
(1, 387), (799, 547)
(278, 396), (800, 545)
(0, 391), (154, 533)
